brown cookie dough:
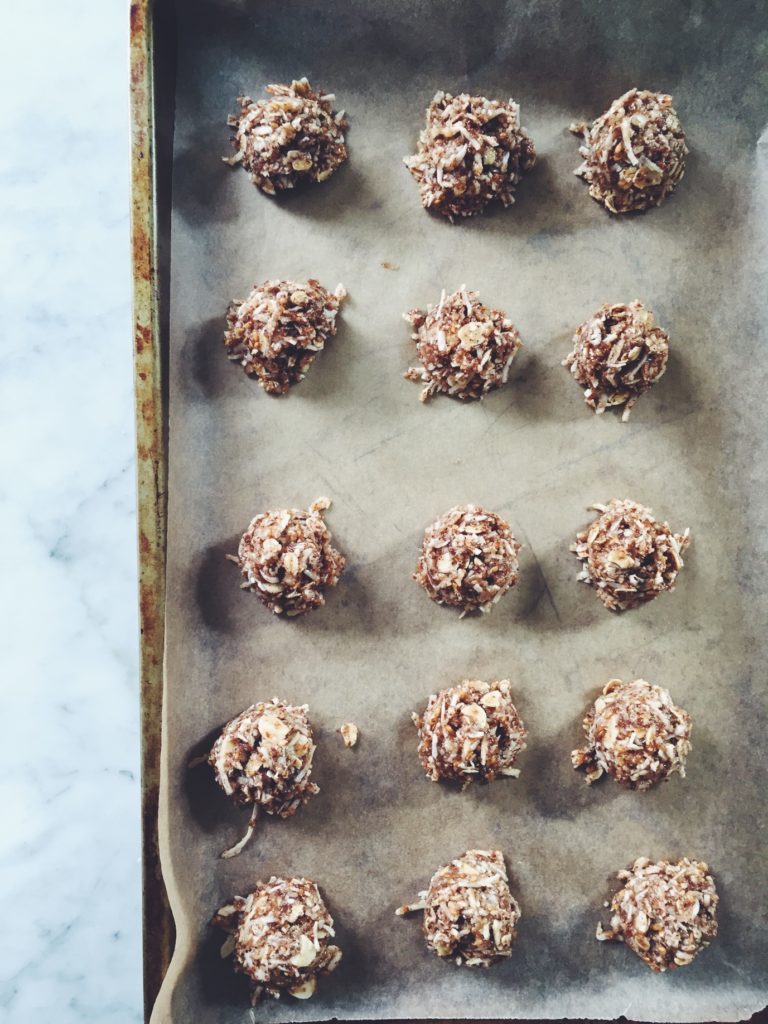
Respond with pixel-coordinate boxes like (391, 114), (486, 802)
(563, 301), (669, 419)
(414, 504), (521, 615)
(414, 679), (526, 788)
(209, 698), (318, 857)
(597, 857), (718, 971)
(404, 287), (523, 402)
(396, 849), (521, 967)
(224, 78), (348, 193)
(213, 876), (342, 1003)
(232, 497), (345, 616)
(572, 678), (692, 790)
(572, 499), (689, 611)
(224, 279), (346, 395)
(571, 88), (687, 214)
(405, 91), (535, 219)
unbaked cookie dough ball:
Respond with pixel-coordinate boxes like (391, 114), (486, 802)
(563, 301), (669, 420)
(224, 279), (346, 395)
(414, 505), (521, 615)
(209, 698), (318, 857)
(572, 499), (689, 611)
(405, 91), (536, 219)
(597, 857), (718, 971)
(404, 287), (523, 402)
(232, 497), (345, 616)
(396, 849), (521, 967)
(572, 678), (691, 790)
(224, 78), (348, 194)
(571, 88), (687, 214)
(414, 679), (526, 788)
(213, 876), (342, 1003)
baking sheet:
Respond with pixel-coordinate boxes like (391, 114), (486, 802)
(152, 0), (768, 1020)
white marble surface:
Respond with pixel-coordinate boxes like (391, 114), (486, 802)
(0, 2), (142, 1021)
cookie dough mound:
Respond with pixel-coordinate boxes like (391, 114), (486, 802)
(404, 287), (522, 402)
(414, 679), (526, 787)
(414, 504), (521, 614)
(572, 499), (689, 611)
(405, 91), (535, 219)
(397, 850), (520, 967)
(209, 698), (318, 857)
(563, 300), (669, 419)
(224, 78), (348, 194)
(234, 498), (345, 616)
(571, 88), (687, 214)
(213, 877), (342, 1003)
(572, 678), (691, 790)
(597, 857), (718, 971)
(224, 279), (346, 395)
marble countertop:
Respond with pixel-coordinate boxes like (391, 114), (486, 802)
(0, 2), (142, 1021)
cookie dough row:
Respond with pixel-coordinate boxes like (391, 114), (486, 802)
(225, 281), (670, 418)
(201, 678), (691, 859)
(229, 497), (690, 617)
(213, 851), (718, 1007)
(224, 79), (687, 218)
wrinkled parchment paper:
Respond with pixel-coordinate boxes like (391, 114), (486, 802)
(152, 1), (768, 1020)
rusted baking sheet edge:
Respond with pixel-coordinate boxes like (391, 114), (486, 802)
(130, 0), (173, 1018)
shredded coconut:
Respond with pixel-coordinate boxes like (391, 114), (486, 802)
(572, 499), (689, 611)
(414, 504), (521, 615)
(405, 91), (535, 219)
(597, 857), (718, 971)
(571, 88), (687, 214)
(404, 287), (522, 401)
(224, 78), (348, 193)
(213, 876), (342, 1003)
(397, 850), (521, 967)
(572, 678), (691, 789)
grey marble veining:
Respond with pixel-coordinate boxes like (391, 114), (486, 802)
(0, 2), (142, 1022)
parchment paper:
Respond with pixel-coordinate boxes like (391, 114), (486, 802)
(152, 1), (768, 1020)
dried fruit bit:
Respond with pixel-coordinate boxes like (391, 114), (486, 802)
(396, 849), (521, 967)
(597, 857), (718, 971)
(213, 876), (342, 1004)
(338, 722), (359, 748)
(563, 300), (669, 420)
(405, 91), (535, 219)
(404, 286), (522, 402)
(224, 78), (348, 193)
(232, 497), (345, 617)
(415, 504), (521, 615)
(572, 499), (689, 611)
(572, 678), (691, 790)
(414, 679), (526, 787)
(571, 88), (687, 214)
(208, 698), (318, 858)
(224, 279), (346, 395)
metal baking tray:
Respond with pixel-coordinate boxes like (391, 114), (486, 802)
(130, 1), (768, 1021)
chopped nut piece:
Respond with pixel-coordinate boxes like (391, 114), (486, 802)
(234, 498), (345, 616)
(597, 858), (717, 971)
(404, 287), (522, 402)
(213, 876), (342, 1004)
(563, 301), (669, 419)
(208, 699), (318, 857)
(397, 850), (521, 967)
(571, 88), (687, 214)
(224, 78), (348, 194)
(405, 91), (535, 219)
(572, 678), (692, 789)
(338, 722), (359, 748)
(414, 679), (526, 787)
(572, 499), (689, 611)
(415, 504), (521, 614)
(224, 279), (346, 394)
